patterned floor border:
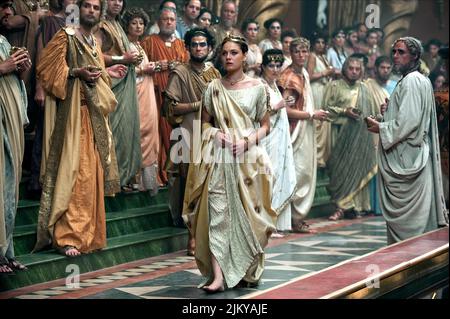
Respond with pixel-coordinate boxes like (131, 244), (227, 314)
(1, 216), (381, 299)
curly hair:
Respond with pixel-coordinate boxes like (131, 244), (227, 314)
(184, 27), (215, 48)
(122, 7), (150, 31)
(289, 37), (310, 53)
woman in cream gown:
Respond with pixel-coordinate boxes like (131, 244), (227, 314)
(183, 34), (276, 293)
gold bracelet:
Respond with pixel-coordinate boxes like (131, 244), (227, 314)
(191, 101), (201, 112)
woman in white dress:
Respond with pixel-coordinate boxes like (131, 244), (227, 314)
(241, 18), (262, 78)
(326, 29), (348, 76)
(259, 49), (296, 236)
(258, 18), (283, 54)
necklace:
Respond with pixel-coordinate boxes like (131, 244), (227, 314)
(224, 73), (246, 86)
(81, 32), (98, 58)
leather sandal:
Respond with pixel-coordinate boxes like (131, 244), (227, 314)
(329, 208), (345, 221)
(7, 258), (28, 271)
(0, 255), (14, 274)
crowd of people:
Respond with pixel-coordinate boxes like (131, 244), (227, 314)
(0, 0), (448, 293)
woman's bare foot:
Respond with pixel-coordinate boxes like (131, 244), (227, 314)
(203, 280), (225, 293)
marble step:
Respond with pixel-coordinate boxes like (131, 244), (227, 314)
(13, 204), (172, 256)
(15, 188), (169, 227)
(0, 227), (188, 292)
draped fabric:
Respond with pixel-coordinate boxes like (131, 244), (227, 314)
(141, 35), (189, 184)
(164, 62), (221, 226)
(260, 83), (296, 231)
(5, 0), (40, 92)
(309, 53), (332, 168)
(278, 67), (317, 221)
(378, 71), (448, 244)
(246, 45), (262, 78)
(182, 80), (276, 288)
(39, 15), (65, 47)
(0, 36), (27, 255)
(258, 39), (282, 55)
(130, 42), (159, 193)
(324, 79), (378, 211)
(365, 78), (392, 216)
(37, 15), (66, 183)
(34, 29), (120, 252)
(434, 87), (449, 202)
(99, 19), (142, 187)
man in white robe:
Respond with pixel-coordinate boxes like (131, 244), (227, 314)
(366, 37), (448, 244)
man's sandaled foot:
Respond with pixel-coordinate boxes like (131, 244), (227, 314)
(292, 222), (317, 234)
(7, 258), (27, 271)
(329, 209), (344, 221)
(59, 246), (81, 257)
(0, 264), (14, 274)
(0, 255), (14, 274)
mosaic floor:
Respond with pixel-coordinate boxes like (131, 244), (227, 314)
(2, 216), (389, 300)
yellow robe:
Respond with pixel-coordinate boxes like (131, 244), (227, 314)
(34, 29), (119, 252)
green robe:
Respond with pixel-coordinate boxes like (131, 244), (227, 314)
(0, 35), (28, 258)
(99, 19), (142, 187)
(323, 79), (378, 211)
(378, 71), (448, 244)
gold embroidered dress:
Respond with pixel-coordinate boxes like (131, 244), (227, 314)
(183, 80), (276, 288)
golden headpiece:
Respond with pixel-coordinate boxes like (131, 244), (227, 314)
(267, 54), (284, 63)
(221, 32), (248, 47)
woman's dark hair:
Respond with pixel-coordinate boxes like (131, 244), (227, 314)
(184, 27), (215, 48)
(122, 7), (150, 31)
(311, 30), (328, 44)
(197, 7), (219, 25)
(241, 18), (258, 33)
(281, 30), (297, 42)
(263, 18), (283, 30)
(425, 38), (443, 51)
(331, 28), (345, 39)
(429, 70), (447, 89)
(262, 49), (284, 66)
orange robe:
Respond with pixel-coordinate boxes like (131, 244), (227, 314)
(141, 35), (188, 184)
(278, 67), (306, 133)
